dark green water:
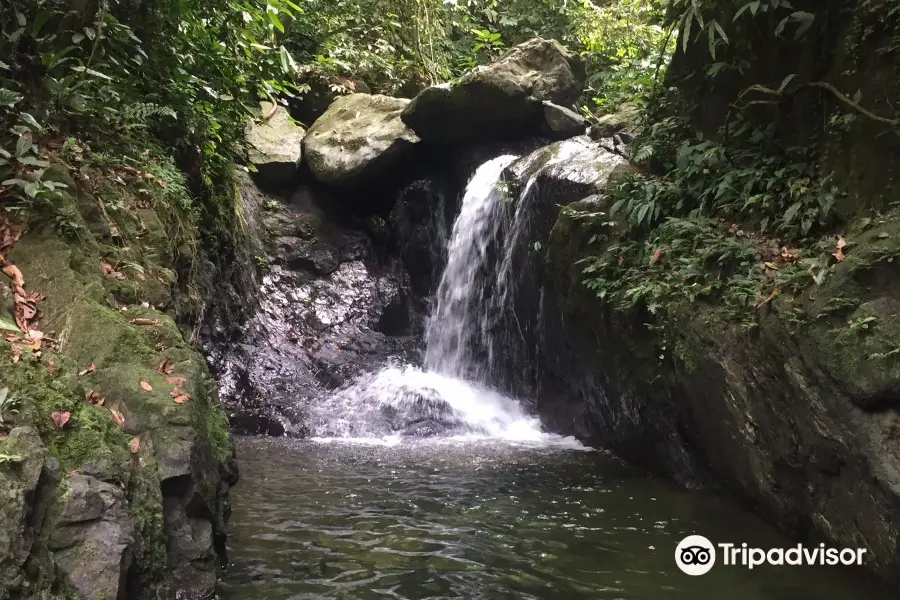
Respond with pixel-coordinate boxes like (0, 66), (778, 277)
(218, 437), (886, 600)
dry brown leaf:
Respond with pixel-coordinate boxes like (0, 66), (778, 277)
(85, 389), (104, 406)
(833, 248), (845, 262)
(129, 436), (141, 454)
(836, 236), (847, 250)
(79, 362), (97, 376)
(170, 387), (191, 404)
(129, 318), (161, 326)
(51, 411), (71, 429)
(109, 408), (125, 428)
(100, 259), (126, 280)
(649, 249), (662, 266)
(47, 359), (55, 375)
(11, 344), (21, 362)
(2, 263), (24, 287)
(135, 272), (146, 281)
(155, 357), (175, 374)
(780, 247), (798, 262)
(140, 380), (153, 392)
(166, 376), (186, 386)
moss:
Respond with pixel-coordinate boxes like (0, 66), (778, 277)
(54, 404), (130, 477)
(128, 439), (170, 591)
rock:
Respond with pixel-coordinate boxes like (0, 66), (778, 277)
(302, 93), (420, 187)
(246, 102), (305, 191)
(536, 197), (900, 589)
(49, 474), (135, 600)
(542, 101), (589, 139)
(288, 74), (370, 127)
(589, 103), (642, 140)
(0, 427), (49, 600)
(401, 37), (586, 143)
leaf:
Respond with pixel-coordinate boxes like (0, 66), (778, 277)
(100, 260), (126, 280)
(140, 381), (153, 392)
(47, 359), (55, 375)
(778, 74), (798, 94)
(51, 411), (70, 428)
(128, 318), (161, 326)
(170, 386), (191, 404)
(85, 389), (104, 405)
(129, 436), (141, 454)
(109, 408), (125, 427)
(649, 249), (662, 266)
(2, 264), (25, 287)
(268, 11), (285, 33)
(155, 357), (175, 374)
(79, 362), (97, 376)
(166, 376), (186, 386)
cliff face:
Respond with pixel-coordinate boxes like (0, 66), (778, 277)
(0, 153), (237, 600)
(530, 1), (900, 589)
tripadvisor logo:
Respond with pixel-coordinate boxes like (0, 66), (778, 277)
(674, 535), (867, 576)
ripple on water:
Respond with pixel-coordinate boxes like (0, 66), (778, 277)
(218, 437), (890, 600)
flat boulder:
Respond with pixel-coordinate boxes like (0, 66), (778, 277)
(302, 93), (420, 187)
(401, 37), (586, 143)
(246, 102), (305, 190)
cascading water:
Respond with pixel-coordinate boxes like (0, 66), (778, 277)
(307, 155), (577, 445)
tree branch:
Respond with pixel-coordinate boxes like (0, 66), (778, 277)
(737, 82), (900, 127)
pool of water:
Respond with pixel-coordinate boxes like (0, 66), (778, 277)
(217, 437), (887, 600)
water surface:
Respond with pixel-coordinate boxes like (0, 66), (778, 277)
(218, 437), (886, 600)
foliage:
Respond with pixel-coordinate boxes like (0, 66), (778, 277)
(0, 386), (23, 425)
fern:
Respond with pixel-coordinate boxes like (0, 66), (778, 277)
(122, 102), (177, 125)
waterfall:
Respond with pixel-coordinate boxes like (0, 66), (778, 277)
(306, 155), (577, 446)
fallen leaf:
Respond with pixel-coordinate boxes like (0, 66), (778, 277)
(780, 247), (798, 262)
(763, 261), (779, 270)
(68, 469), (78, 477)
(836, 236), (847, 250)
(129, 436), (141, 454)
(833, 248), (845, 262)
(2, 263), (24, 287)
(833, 236), (847, 262)
(135, 272), (146, 281)
(140, 380), (153, 392)
(100, 259), (126, 280)
(170, 387), (191, 404)
(129, 318), (161, 326)
(166, 376), (186, 386)
(85, 389), (104, 406)
(649, 249), (662, 266)
(155, 357), (175, 374)
(109, 408), (125, 427)
(11, 344), (21, 362)
(47, 359), (55, 375)
(51, 411), (71, 429)
(79, 362), (97, 376)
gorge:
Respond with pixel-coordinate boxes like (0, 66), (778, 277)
(2, 1), (900, 599)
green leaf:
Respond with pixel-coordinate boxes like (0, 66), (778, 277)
(0, 88), (23, 108)
(31, 11), (51, 37)
(783, 201), (802, 223)
(268, 11), (285, 33)
(777, 73), (797, 93)
(0, 60), (10, 71)
(19, 113), (42, 132)
(15, 137), (33, 158)
(17, 156), (51, 167)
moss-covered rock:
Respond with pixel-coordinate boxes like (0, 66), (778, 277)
(538, 200), (900, 588)
(0, 157), (236, 599)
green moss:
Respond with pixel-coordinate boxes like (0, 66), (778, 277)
(54, 404), (130, 477)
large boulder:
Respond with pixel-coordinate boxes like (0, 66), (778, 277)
(246, 102), (305, 191)
(301, 94), (420, 187)
(401, 37), (586, 143)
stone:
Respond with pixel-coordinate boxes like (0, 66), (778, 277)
(49, 474), (135, 600)
(301, 93), (420, 187)
(0, 427), (49, 600)
(542, 101), (589, 139)
(246, 102), (305, 191)
(401, 37), (586, 143)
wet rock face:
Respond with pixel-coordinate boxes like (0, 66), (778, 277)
(210, 180), (423, 436)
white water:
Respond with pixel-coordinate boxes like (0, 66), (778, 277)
(309, 156), (580, 447)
